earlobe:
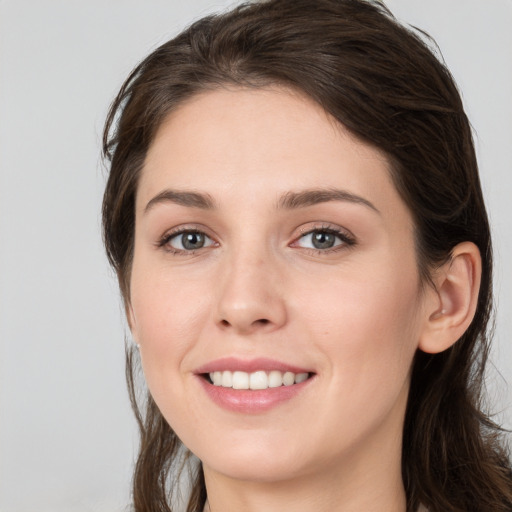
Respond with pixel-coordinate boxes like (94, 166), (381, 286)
(126, 301), (138, 340)
(126, 304), (142, 351)
(418, 242), (482, 354)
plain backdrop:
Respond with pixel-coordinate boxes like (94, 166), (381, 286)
(0, 1), (511, 511)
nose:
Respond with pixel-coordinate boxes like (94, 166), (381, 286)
(215, 250), (287, 335)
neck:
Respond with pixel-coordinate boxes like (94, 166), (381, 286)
(204, 470), (405, 512)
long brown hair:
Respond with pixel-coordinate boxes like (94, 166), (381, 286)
(102, 1), (512, 510)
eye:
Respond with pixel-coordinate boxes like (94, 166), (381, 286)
(294, 227), (354, 251)
(162, 230), (216, 252)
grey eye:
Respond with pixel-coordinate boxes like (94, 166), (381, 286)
(169, 231), (214, 251)
(296, 230), (344, 250)
(311, 231), (336, 249)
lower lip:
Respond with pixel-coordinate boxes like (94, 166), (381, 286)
(197, 376), (314, 413)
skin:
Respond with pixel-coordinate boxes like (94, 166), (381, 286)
(128, 87), (469, 512)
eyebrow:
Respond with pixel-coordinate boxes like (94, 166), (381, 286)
(144, 189), (216, 213)
(277, 188), (380, 214)
(143, 187), (379, 215)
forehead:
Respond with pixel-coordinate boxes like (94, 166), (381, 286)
(138, 87), (404, 218)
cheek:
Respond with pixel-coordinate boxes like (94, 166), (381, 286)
(129, 262), (212, 380)
(286, 266), (422, 451)
(297, 260), (422, 389)
(129, 272), (216, 428)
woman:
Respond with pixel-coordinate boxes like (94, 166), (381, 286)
(102, 0), (512, 511)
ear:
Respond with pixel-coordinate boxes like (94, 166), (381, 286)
(418, 242), (482, 354)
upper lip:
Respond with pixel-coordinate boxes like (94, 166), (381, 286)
(194, 357), (313, 375)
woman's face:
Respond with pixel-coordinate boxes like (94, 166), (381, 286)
(129, 87), (431, 484)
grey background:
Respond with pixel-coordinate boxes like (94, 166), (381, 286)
(0, 1), (510, 510)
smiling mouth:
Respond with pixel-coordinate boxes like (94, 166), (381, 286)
(204, 370), (314, 390)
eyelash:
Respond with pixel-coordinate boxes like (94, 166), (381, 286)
(294, 224), (356, 254)
(157, 227), (215, 255)
(157, 224), (356, 255)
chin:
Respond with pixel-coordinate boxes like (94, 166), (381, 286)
(202, 452), (308, 483)
(185, 428), (313, 483)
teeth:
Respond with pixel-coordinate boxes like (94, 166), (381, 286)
(208, 370), (309, 389)
(221, 371), (232, 387)
(294, 372), (309, 384)
(249, 371), (268, 390)
(268, 370), (283, 388)
(283, 371), (295, 386)
(232, 371), (249, 389)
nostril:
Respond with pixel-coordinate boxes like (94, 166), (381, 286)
(218, 318), (271, 329)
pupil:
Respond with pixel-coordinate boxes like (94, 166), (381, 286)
(312, 231), (335, 249)
(182, 232), (204, 250)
